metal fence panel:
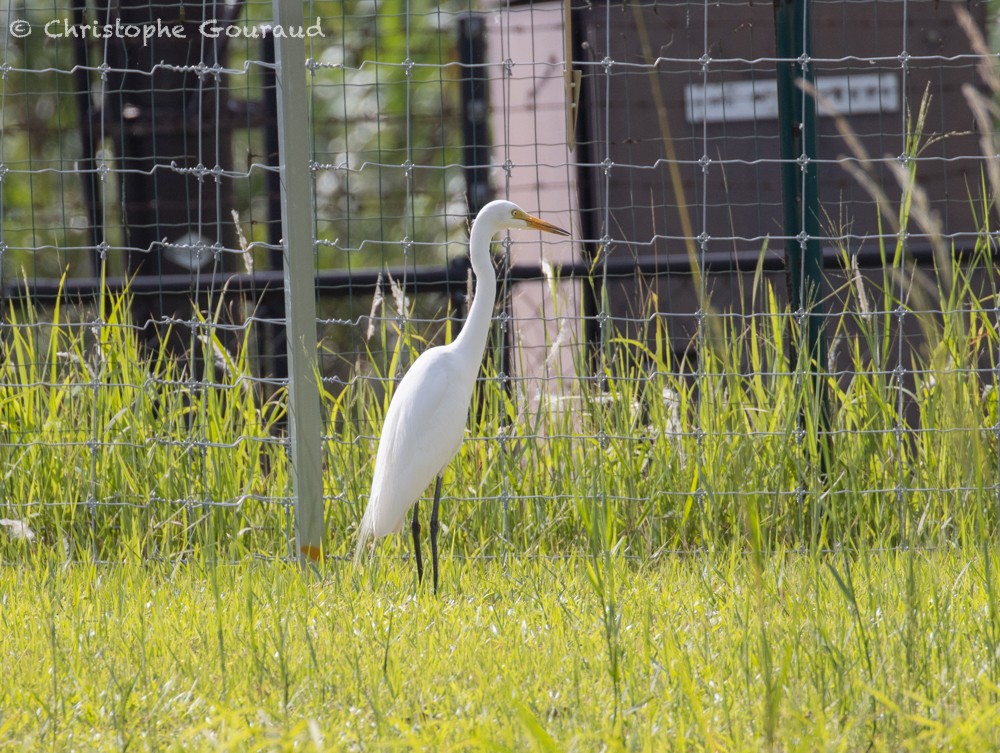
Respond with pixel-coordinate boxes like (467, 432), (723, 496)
(0, 0), (996, 560)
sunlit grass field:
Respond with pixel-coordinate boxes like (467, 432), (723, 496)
(3, 550), (1000, 751)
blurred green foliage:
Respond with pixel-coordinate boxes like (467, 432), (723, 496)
(1, 0), (472, 389)
(0, 0), (468, 281)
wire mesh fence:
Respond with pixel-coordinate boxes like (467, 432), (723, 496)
(0, 0), (997, 562)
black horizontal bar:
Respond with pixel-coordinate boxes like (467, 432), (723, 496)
(2, 239), (982, 303)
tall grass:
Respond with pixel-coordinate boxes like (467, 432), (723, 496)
(0, 284), (291, 562)
(1, 226), (996, 564)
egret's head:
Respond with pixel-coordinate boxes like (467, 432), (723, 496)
(480, 200), (571, 237)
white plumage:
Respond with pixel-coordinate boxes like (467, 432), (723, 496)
(358, 351), (470, 538)
(354, 200), (570, 591)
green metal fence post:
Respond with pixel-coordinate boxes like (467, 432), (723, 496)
(773, 0), (830, 466)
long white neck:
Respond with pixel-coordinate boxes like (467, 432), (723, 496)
(451, 216), (498, 366)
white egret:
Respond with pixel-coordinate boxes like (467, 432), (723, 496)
(353, 200), (570, 592)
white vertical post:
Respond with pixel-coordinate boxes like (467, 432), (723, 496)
(271, 2), (324, 563)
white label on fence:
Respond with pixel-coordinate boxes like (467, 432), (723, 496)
(684, 72), (899, 124)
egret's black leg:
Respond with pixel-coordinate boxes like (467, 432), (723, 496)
(410, 501), (423, 584)
(430, 475), (442, 594)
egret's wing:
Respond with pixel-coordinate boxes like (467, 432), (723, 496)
(357, 348), (473, 544)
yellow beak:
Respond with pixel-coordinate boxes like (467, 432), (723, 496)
(524, 214), (571, 237)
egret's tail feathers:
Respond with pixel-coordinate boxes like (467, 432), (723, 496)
(353, 514), (374, 568)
